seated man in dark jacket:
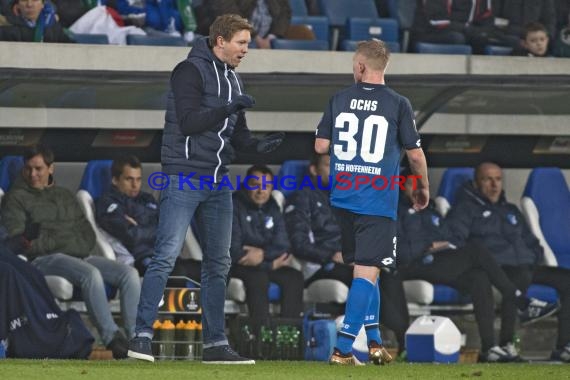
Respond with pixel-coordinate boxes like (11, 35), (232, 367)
(395, 168), (558, 362)
(446, 162), (570, 363)
(0, 0), (72, 42)
(1, 144), (140, 359)
(230, 164), (304, 339)
(96, 155), (157, 275)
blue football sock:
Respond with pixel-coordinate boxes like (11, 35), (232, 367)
(336, 277), (375, 354)
(365, 278), (382, 345)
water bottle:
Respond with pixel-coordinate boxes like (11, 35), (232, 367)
(160, 319), (176, 359)
(152, 320), (162, 356)
(195, 322), (203, 359)
(260, 326), (273, 359)
(175, 320), (192, 359)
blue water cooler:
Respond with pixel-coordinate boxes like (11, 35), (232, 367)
(405, 316), (461, 363)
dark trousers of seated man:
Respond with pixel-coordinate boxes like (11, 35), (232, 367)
(383, 243), (523, 353)
(229, 265), (305, 335)
(501, 265), (570, 349)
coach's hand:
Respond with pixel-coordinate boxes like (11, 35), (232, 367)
(226, 94), (255, 114)
(256, 132), (285, 153)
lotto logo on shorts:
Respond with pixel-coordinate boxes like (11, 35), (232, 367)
(381, 258), (394, 266)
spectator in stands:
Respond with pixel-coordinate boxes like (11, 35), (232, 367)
(284, 153), (407, 356)
(50, 0), (89, 28)
(0, 143), (140, 359)
(196, 0), (313, 48)
(512, 22), (551, 57)
(554, 8), (570, 57)
(96, 155), (156, 275)
(0, 0), (73, 42)
(494, 0), (556, 45)
(411, 0), (512, 54)
(447, 162), (570, 363)
(107, 0), (193, 41)
(394, 170), (559, 362)
(231, 165), (304, 342)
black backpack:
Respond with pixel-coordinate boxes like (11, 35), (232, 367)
(0, 247), (94, 359)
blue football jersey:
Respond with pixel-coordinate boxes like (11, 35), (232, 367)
(315, 82), (421, 219)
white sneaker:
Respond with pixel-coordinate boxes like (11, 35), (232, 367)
(479, 346), (511, 363)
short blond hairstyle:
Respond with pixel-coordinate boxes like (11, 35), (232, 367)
(209, 14), (254, 47)
(355, 39), (390, 71)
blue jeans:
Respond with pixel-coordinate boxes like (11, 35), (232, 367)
(33, 253), (140, 345)
(135, 175), (232, 348)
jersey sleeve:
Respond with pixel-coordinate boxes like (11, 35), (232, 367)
(398, 96), (421, 150)
(315, 98), (333, 140)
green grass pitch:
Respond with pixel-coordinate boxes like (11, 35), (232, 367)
(1, 360), (569, 380)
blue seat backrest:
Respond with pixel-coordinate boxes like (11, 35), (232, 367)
(72, 33), (109, 45)
(0, 156), (24, 192)
(346, 17), (399, 42)
(291, 15), (330, 43)
(341, 39), (400, 53)
(437, 168), (474, 206)
(289, 0), (308, 16)
(276, 160), (310, 197)
(523, 167), (570, 268)
(318, 0), (378, 27)
(78, 160), (113, 201)
(484, 45), (513, 56)
(126, 34), (187, 46)
(271, 39), (329, 51)
(415, 42), (472, 55)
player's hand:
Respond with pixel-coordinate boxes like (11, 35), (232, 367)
(412, 188), (429, 211)
(256, 132), (284, 153)
(226, 94), (255, 114)
(239, 245), (264, 266)
(272, 253), (291, 270)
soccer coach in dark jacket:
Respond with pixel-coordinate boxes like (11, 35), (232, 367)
(127, 14), (283, 364)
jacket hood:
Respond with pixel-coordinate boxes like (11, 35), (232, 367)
(188, 36), (229, 69)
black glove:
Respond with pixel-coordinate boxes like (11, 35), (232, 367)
(256, 132), (285, 153)
(226, 94), (255, 114)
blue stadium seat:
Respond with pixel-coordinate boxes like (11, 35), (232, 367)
(72, 33), (109, 45)
(435, 167), (474, 216)
(317, 0), (378, 27)
(0, 156), (24, 194)
(433, 285), (471, 305)
(78, 160), (113, 201)
(415, 42), (472, 55)
(346, 17), (399, 43)
(484, 45), (513, 56)
(126, 34), (187, 46)
(289, 0), (308, 16)
(521, 167), (570, 269)
(275, 160), (309, 197)
(291, 15), (330, 44)
(271, 38), (329, 50)
(341, 39), (400, 53)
